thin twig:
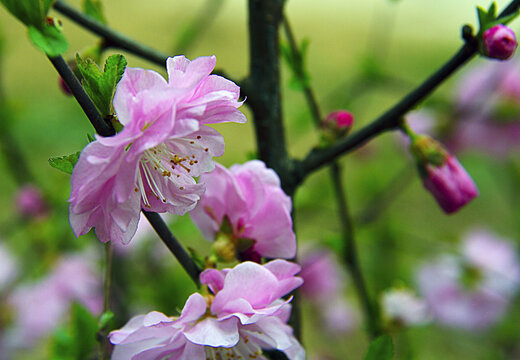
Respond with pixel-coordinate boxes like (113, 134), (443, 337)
(48, 55), (201, 285)
(283, 14), (382, 338)
(101, 242), (113, 360)
(53, 0), (168, 66)
(294, 0), (520, 185)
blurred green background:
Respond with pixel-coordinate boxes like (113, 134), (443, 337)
(0, 0), (519, 359)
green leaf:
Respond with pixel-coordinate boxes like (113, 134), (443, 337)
(82, 0), (106, 24)
(488, 1), (497, 18)
(27, 24), (68, 57)
(187, 247), (206, 271)
(0, 0), (54, 27)
(71, 302), (98, 359)
(75, 53), (127, 117)
(364, 335), (394, 360)
(48, 151), (81, 175)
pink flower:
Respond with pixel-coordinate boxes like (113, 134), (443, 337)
(109, 260), (305, 359)
(7, 252), (102, 345)
(190, 160), (295, 259)
(417, 229), (520, 331)
(69, 55), (246, 244)
(15, 185), (48, 218)
(483, 24), (518, 60)
(410, 135), (478, 214)
(324, 110), (353, 130)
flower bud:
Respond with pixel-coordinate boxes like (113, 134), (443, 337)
(321, 110), (354, 146)
(483, 24), (518, 60)
(15, 185), (48, 219)
(410, 136), (478, 214)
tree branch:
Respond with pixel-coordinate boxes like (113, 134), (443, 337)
(294, 0), (520, 185)
(48, 55), (201, 285)
(53, 0), (169, 67)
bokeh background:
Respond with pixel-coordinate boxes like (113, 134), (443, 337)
(0, 0), (519, 359)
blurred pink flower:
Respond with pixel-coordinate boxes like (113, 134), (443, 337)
(15, 185), (48, 218)
(7, 252), (102, 345)
(190, 160), (295, 259)
(300, 249), (357, 334)
(417, 229), (520, 331)
(110, 260), (304, 359)
(69, 55), (246, 245)
(450, 59), (520, 158)
(483, 24), (518, 60)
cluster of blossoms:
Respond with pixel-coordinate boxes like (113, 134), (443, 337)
(417, 229), (520, 330)
(67, 55), (305, 359)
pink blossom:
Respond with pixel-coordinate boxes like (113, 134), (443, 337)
(7, 252), (102, 345)
(483, 24), (518, 60)
(109, 260), (305, 359)
(69, 55), (246, 244)
(422, 154), (479, 214)
(190, 160), (295, 259)
(324, 110), (353, 130)
(15, 185), (48, 218)
(417, 229), (520, 330)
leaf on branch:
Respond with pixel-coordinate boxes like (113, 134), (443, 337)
(280, 39), (311, 91)
(98, 310), (115, 331)
(48, 151), (81, 175)
(364, 334), (395, 360)
(28, 24), (68, 57)
(75, 53), (127, 118)
(82, 0), (107, 24)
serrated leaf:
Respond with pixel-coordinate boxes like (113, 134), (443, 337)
(28, 24), (68, 57)
(0, 0), (53, 27)
(76, 53), (127, 117)
(82, 0), (106, 24)
(364, 335), (394, 360)
(49, 151), (81, 174)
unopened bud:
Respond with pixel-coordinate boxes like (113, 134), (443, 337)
(321, 110), (354, 146)
(410, 136), (478, 214)
(483, 24), (518, 60)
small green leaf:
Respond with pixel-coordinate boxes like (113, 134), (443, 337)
(187, 247), (206, 271)
(27, 24), (68, 57)
(71, 302), (98, 359)
(48, 151), (81, 175)
(82, 0), (106, 24)
(75, 54), (127, 117)
(364, 335), (394, 360)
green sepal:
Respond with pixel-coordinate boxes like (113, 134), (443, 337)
(97, 310), (115, 331)
(75, 53), (127, 118)
(236, 237), (255, 252)
(364, 334), (394, 360)
(0, 0), (54, 27)
(28, 24), (68, 57)
(48, 151), (81, 175)
(187, 247), (206, 271)
(476, 1), (520, 36)
(82, 0), (106, 24)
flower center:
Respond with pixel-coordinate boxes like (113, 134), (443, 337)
(204, 336), (264, 360)
(136, 142), (199, 208)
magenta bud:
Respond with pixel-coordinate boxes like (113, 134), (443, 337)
(324, 110), (354, 130)
(15, 185), (48, 218)
(483, 24), (518, 60)
(410, 136), (478, 214)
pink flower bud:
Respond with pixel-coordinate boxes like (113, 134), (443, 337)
(410, 136), (478, 214)
(15, 185), (48, 218)
(483, 24), (518, 60)
(324, 110), (354, 131)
